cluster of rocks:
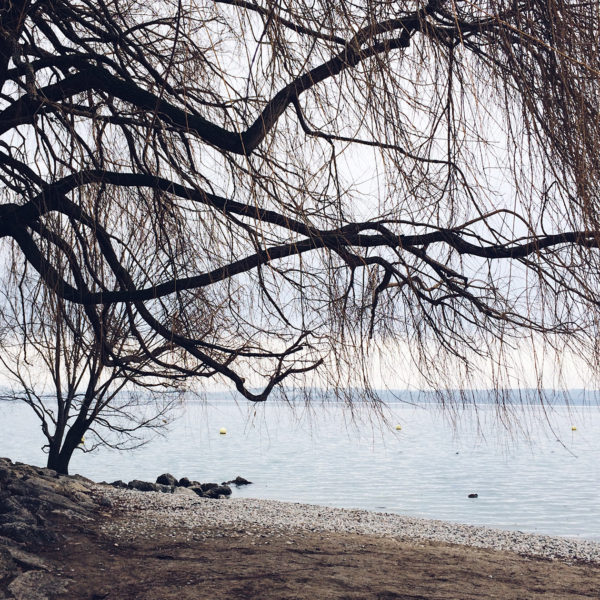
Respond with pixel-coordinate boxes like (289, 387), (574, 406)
(0, 457), (100, 599)
(109, 473), (252, 499)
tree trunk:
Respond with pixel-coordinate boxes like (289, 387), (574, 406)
(46, 423), (87, 475)
(46, 442), (63, 473)
(46, 450), (73, 475)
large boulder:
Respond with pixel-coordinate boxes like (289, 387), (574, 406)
(156, 473), (177, 487)
(178, 477), (192, 488)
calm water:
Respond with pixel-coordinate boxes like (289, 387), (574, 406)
(1, 396), (599, 540)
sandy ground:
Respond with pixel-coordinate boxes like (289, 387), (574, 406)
(40, 515), (600, 600)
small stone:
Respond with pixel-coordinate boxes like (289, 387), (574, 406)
(468, 493), (479, 499)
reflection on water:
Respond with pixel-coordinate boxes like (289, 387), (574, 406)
(1, 396), (599, 540)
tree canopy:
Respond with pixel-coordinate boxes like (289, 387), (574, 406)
(1, 0), (599, 400)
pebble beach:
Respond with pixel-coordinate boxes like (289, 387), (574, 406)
(2, 459), (599, 599)
(98, 486), (600, 564)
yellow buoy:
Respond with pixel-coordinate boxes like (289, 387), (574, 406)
(571, 426), (577, 431)
(219, 427), (227, 435)
(395, 425), (402, 431)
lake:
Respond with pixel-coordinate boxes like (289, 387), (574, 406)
(1, 394), (599, 540)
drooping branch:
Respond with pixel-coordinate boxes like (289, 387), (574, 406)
(1, 0), (599, 401)
(5, 169), (600, 308)
(0, 3), (451, 155)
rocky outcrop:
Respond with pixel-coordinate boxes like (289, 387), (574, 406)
(0, 458), (254, 598)
(0, 457), (101, 599)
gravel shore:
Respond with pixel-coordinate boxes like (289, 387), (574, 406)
(97, 486), (600, 564)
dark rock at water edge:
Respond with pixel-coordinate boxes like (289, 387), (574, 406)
(156, 473), (177, 487)
(199, 482), (219, 493)
(129, 480), (173, 493)
(128, 479), (160, 492)
(110, 472), (250, 500)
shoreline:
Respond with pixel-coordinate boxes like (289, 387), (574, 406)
(2, 458), (600, 599)
(98, 486), (600, 564)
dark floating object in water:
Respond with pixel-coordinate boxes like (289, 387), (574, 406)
(468, 493), (479, 498)
(224, 476), (252, 486)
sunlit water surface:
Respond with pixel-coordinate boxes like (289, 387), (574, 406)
(1, 396), (599, 540)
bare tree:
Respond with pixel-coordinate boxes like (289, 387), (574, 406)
(0, 0), (599, 403)
(0, 239), (184, 474)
